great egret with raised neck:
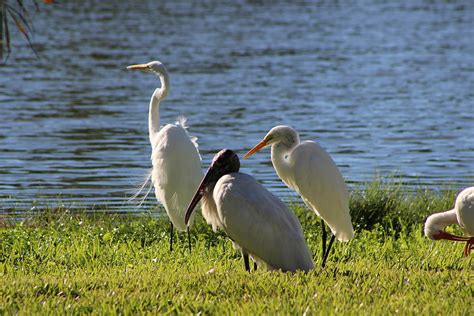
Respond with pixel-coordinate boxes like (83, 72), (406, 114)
(127, 60), (203, 252)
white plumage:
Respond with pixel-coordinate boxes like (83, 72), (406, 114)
(212, 173), (313, 271)
(151, 123), (202, 230)
(276, 140), (354, 242)
(455, 187), (474, 237)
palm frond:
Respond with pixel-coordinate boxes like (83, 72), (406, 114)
(6, 2), (34, 34)
(0, 2), (4, 61)
(0, 0), (51, 63)
(5, 3), (38, 57)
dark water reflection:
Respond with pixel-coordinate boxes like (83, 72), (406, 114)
(1, 1), (473, 212)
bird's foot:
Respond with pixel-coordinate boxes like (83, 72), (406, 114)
(463, 237), (474, 257)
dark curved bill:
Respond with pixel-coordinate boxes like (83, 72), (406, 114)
(184, 190), (203, 226)
(184, 168), (214, 225)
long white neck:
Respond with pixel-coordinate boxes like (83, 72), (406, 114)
(148, 72), (170, 146)
(270, 139), (299, 186)
(424, 209), (458, 239)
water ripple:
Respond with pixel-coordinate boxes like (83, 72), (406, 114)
(1, 1), (473, 212)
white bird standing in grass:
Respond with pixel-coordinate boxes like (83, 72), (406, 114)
(127, 61), (202, 252)
(244, 125), (354, 267)
(184, 149), (314, 272)
(424, 187), (474, 256)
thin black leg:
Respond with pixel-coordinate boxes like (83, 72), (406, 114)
(321, 219), (327, 262)
(322, 234), (335, 268)
(169, 221), (174, 252)
(253, 261), (257, 271)
(242, 251), (250, 272)
(187, 226), (192, 253)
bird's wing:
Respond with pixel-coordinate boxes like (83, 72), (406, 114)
(151, 124), (203, 230)
(214, 173), (314, 272)
(289, 141), (354, 241)
(456, 187), (474, 236)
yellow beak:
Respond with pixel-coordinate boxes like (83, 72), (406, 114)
(126, 64), (148, 70)
(243, 139), (268, 158)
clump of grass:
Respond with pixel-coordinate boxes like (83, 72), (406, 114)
(1, 182), (471, 314)
(349, 178), (457, 234)
(287, 178), (458, 242)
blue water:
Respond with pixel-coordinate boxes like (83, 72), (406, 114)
(1, 1), (473, 212)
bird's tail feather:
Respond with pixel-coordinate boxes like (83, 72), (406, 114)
(334, 226), (354, 242)
(128, 168), (153, 207)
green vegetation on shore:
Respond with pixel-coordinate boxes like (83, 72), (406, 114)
(1, 182), (473, 315)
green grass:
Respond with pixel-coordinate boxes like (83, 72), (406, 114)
(1, 181), (473, 315)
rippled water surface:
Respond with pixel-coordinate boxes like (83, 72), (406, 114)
(1, 1), (473, 212)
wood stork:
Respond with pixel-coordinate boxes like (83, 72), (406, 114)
(244, 125), (354, 267)
(127, 61), (203, 252)
(184, 149), (314, 272)
(424, 187), (474, 256)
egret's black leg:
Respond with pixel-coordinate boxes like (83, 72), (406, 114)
(253, 261), (258, 271)
(242, 251), (250, 272)
(321, 219), (327, 262)
(169, 222), (174, 252)
(187, 226), (192, 253)
(322, 234), (335, 268)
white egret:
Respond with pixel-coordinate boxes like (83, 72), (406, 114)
(127, 61), (203, 252)
(244, 125), (354, 267)
(184, 149), (314, 272)
(424, 187), (474, 256)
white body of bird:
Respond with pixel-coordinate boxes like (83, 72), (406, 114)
(151, 122), (202, 230)
(204, 173), (314, 272)
(128, 61), (203, 232)
(455, 187), (474, 237)
(245, 126), (354, 242)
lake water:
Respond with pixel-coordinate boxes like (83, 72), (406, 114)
(1, 1), (473, 213)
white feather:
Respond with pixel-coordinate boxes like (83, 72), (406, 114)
(201, 172), (314, 272)
(151, 124), (203, 231)
(128, 168), (153, 207)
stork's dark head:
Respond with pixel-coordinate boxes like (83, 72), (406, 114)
(184, 149), (240, 225)
(209, 149), (240, 178)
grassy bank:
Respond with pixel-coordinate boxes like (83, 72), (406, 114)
(1, 183), (473, 315)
